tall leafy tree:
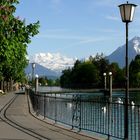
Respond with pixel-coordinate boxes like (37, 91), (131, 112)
(109, 62), (125, 88)
(92, 54), (109, 87)
(60, 58), (100, 89)
(0, 0), (39, 89)
(70, 61), (99, 88)
(60, 69), (72, 88)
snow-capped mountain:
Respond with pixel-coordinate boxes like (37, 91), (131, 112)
(29, 53), (76, 72)
(107, 36), (140, 68)
(25, 63), (59, 79)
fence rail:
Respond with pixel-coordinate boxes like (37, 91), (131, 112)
(28, 89), (140, 140)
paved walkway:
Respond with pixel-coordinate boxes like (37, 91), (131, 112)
(0, 91), (105, 140)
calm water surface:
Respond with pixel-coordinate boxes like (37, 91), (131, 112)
(38, 86), (140, 104)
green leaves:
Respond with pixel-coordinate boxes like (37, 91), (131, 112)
(60, 54), (125, 89)
(129, 55), (140, 87)
(0, 1), (40, 83)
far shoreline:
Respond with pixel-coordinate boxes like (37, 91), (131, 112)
(36, 86), (140, 94)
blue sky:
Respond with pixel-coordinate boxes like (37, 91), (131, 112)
(15, 0), (140, 59)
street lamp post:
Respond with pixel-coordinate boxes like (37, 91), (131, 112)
(32, 62), (36, 85)
(118, 2), (137, 139)
(108, 72), (112, 140)
(35, 74), (39, 94)
(103, 73), (107, 91)
(109, 72), (112, 103)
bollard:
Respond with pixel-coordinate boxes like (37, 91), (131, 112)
(35, 74), (39, 94)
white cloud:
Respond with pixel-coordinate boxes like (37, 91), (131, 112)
(30, 52), (76, 71)
(36, 33), (112, 48)
(36, 34), (83, 40)
(46, 28), (70, 33)
(106, 15), (120, 21)
(78, 37), (108, 44)
(37, 33), (109, 42)
(68, 37), (111, 47)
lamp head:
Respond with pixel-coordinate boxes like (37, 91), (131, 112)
(103, 73), (106, 76)
(109, 72), (112, 76)
(35, 74), (39, 78)
(118, 1), (137, 23)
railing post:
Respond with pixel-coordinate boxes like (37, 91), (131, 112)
(44, 95), (46, 119)
(72, 95), (74, 129)
(138, 105), (140, 139)
(35, 94), (37, 114)
(36, 94), (39, 116)
(72, 94), (81, 130)
(55, 93), (57, 123)
(79, 95), (81, 131)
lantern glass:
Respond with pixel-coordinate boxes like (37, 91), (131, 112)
(119, 3), (137, 22)
(119, 5), (125, 21)
(130, 6), (136, 21)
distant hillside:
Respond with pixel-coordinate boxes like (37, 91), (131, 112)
(25, 63), (60, 79)
(107, 36), (140, 68)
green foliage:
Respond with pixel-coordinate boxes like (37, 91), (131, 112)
(129, 55), (140, 87)
(55, 79), (60, 86)
(109, 63), (125, 88)
(38, 76), (60, 86)
(72, 61), (99, 84)
(60, 69), (72, 88)
(0, 0), (40, 84)
(92, 53), (109, 86)
(39, 77), (47, 86)
(60, 53), (125, 89)
(60, 54), (140, 89)
(60, 54), (104, 88)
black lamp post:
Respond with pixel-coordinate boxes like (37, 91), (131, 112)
(118, 2), (137, 139)
(35, 74), (39, 94)
(103, 73), (107, 91)
(32, 62), (36, 84)
(109, 72), (112, 103)
(108, 72), (112, 140)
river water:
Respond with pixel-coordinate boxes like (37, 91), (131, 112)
(38, 86), (140, 104)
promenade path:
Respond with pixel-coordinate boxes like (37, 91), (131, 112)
(0, 91), (104, 140)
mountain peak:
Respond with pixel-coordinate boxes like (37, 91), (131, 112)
(107, 36), (140, 68)
(131, 36), (140, 41)
(25, 63), (60, 79)
(130, 36), (140, 54)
